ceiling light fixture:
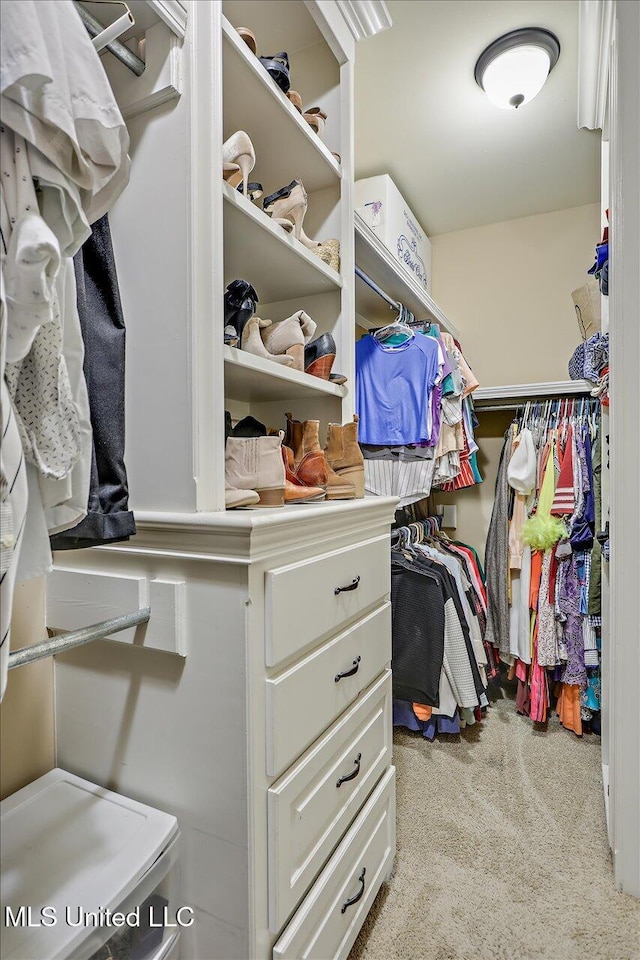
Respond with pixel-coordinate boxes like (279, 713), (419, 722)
(474, 27), (560, 110)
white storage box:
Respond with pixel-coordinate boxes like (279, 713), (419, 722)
(1, 769), (180, 960)
(355, 175), (432, 292)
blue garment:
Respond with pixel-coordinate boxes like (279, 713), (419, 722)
(356, 334), (440, 445)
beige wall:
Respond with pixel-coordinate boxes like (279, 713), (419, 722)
(432, 202), (600, 550)
(431, 202), (601, 387)
(0, 578), (55, 800)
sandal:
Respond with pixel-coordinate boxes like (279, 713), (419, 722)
(258, 52), (290, 94)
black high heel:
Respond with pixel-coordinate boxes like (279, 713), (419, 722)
(224, 280), (259, 343)
(258, 52), (290, 94)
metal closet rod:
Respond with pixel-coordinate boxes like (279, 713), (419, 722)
(8, 607), (151, 670)
(355, 266), (399, 311)
(476, 394), (595, 413)
(75, 3), (146, 76)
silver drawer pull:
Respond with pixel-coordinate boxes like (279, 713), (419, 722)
(341, 867), (366, 913)
(334, 656), (361, 683)
(334, 576), (360, 595)
(336, 753), (362, 788)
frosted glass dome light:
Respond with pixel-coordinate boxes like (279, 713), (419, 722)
(475, 28), (561, 110)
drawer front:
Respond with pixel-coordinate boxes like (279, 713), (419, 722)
(268, 671), (392, 930)
(265, 535), (390, 668)
(273, 766), (396, 960)
(265, 604), (391, 777)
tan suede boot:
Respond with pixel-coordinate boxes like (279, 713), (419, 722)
(225, 433), (286, 506)
(324, 415), (365, 498)
(285, 414), (355, 499)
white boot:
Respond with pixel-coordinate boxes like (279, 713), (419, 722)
(225, 433), (286, 507)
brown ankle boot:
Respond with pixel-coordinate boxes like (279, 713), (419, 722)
(285, 414), (356, 499)
(324, 415), (365, 498)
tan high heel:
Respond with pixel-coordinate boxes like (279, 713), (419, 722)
(303, 107), (327, 137)
(241, 316), (294, 366)
(222, 131), (256, 199)
(262, 180), (308, 241)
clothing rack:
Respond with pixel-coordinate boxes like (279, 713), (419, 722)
(75, 2), (146, 76)
(7, 607), (151, 670)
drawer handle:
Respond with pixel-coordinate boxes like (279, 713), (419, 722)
(334, 576), (360, 595)
(341, 867), (366, 914)
(336, 753), (362, 788)
(335, 656), (361, 683)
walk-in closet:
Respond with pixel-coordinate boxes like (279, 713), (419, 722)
(0, 2), (638, 960)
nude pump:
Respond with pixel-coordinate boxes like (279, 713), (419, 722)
(222, 131), (256, 200)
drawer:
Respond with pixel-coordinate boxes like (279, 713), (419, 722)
(268, 671), (392, 930)
(265, 604), (391, 777)
(272, 766), (396, 960)
(265, 535), (390, 667)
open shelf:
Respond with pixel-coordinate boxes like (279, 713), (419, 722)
(224, 346), (348, 402)
(222, 16), (341, 195)
(473, 380), (594, 404)
(354, 215), (458, 336)
(223, 182), (342, 301)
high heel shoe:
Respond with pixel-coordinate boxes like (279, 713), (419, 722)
(241, 316), (295, 366)
(304, 332), (336, 380)
(260, 311), (317, 371)
(303, 107), (327, 137)
(224, 279), (259, 344)
(222, 131), (255, 199)
(263, 179), (307, 240)
(272, 218), (340, 273)
(287, 90), (303, 112)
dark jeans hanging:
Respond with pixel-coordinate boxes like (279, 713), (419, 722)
(51, 215), (136, 550)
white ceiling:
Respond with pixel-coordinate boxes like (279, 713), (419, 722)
(354, 0), (601, 236)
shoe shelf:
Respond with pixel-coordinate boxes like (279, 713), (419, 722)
(224, 346), (348, 402)
(223, 181), (342, 301)
(354, 215), (459, 336)
(222, 16), (341, 195)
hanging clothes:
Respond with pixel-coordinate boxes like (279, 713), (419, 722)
(0, 0), (131, 700)
(357, 322), (482, 504)
(51, 215), (135, 549)
(484, 399), (602, 737)
(391, 519), (490, 740)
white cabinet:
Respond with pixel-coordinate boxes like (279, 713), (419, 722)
(54, 498), (397, 959)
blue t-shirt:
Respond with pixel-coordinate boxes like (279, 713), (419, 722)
(355, 334), (440, 445)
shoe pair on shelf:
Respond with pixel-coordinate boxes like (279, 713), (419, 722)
(225, 414), (323, 507)
(235, 28), (330, 140)
(223, 280), (346, 382)
(224, 413), (365, 509)
(263, 179), (340, 273)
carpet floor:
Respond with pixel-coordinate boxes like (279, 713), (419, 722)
(349, 688), (640, 960)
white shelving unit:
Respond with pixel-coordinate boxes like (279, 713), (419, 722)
(354, 214), (458, 335)
(473, 380), (593, 404)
